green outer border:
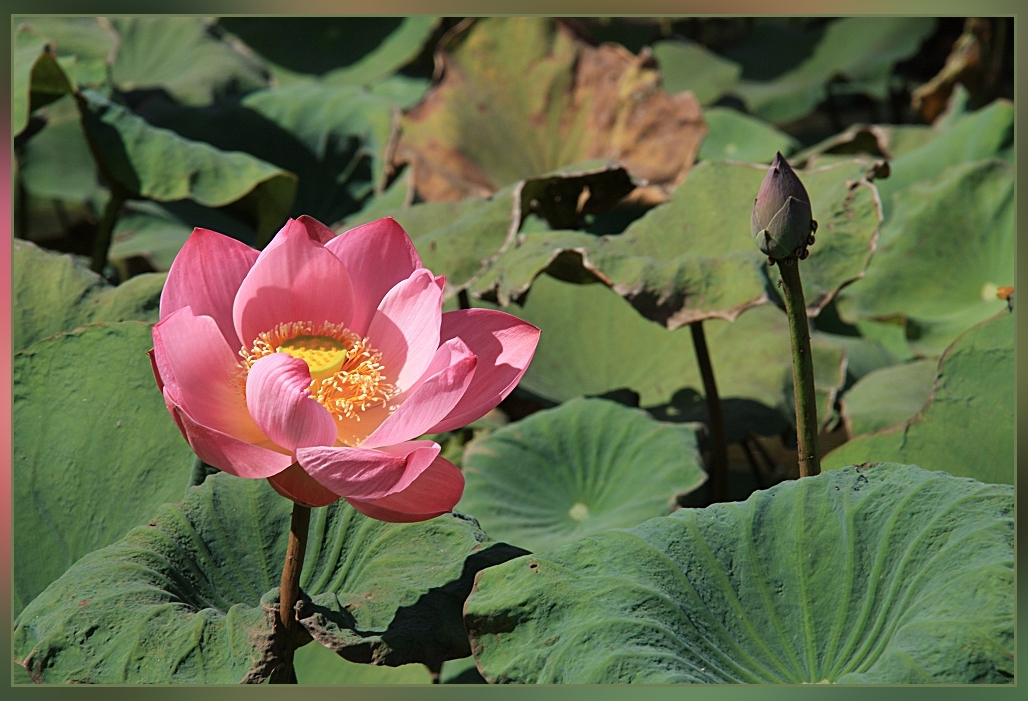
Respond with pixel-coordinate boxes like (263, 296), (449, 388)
(4, 3), (1022, 700)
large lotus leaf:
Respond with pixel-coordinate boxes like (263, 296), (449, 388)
(873, 100), (1013, 221)
(733, 18), (937, 124)
(15, 471), (525, 683)
(651, 39), (741, 105)
(218, 17), (436, 85)
(241, 82), (395, 197)
(465, 463), (1014, 684)
(13, 24), (75, 134)
(698, 107), (801, 164)
(395, 18), (705, 202)
(793, 123), (936, 168)
(13, 240), (165, 352)
(839, 359), (938, 438)
(13, 16), (116, 61)
(494, 277), (845, 435)
(293, 642), (431, 684)
(108, 201), (196, 271)
(18, 95), (99, 202)
(13, 322), (194, 615)
(836, 159), (1012, 355)
(76, 89), (296, 246)
(824, 311), (1013, 485)
(344, 164), (634, 299)
(813, 331), (898, 385)
(474, 159), (881, 329)
(459, 398), (707, 554)
(109, 17), (267, 105)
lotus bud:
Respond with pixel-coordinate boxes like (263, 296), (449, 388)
(751, 152), (816, 261)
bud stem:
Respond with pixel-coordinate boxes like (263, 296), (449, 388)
(689, 321), (729, 502)
(777, 261), (821, 478)
(269, 502), (311, 684)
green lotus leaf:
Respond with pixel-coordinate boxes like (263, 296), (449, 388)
(490, 276), (845, 438)
(218, 17), (437, 87)
(465, 463), (1013, 684)
(293, 642), (431, 684)
(109, 17), (268, 105)
(793, 123), (936, 168)
(698, 107), (801, 164)
(18, 95), (100, 202)
(13, 322), (194, 615)
(344, 163), (634, 300)
(395, 18), (705, 202)
(13, 24), (75, 135)
(839, 359), (938, 438)
(76, 89), (296, 246)
(652, 39), (741, 105)
(835, 159), (1012, 355)
(732, 18), (937, 124)
(13, 240), (166, 352)
(15, 472), (525, 683)
(873, 100), (1013, 221)
(823, 310), (1013, 485)
(459, 398), (707, 554)
(474, 159), (881, 329)
(108, 202), (196, 271)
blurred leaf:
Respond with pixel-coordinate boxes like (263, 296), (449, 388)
(489, 276), (845, 436)
(14, 16), (117, 61)
(110, 17), (268, 105)
(396, 18), (705, 202)
(13, 240), (165, 352)
(698, 107), (800, 163)
(839, 359), (938, 437)
(18, 96), (99, 202)
(652, 39), (741, 105)
(13, 322), (194, 615)
(13, 24), (73, 134)
(109, 201), (195, 271)
(824, 310), (1013, 485)
(465, 463), (1013, 683)
(459, 398), (707, 553)
(721, 18), (827, 81)
(474, 159), (881, 329)
(294, 643), (431, 685)
(836, 159), (1012, 355)
(15, 473), (526, 683)
(76, 89), (296, 246)
(218, 17), (435, 81)
(733, 18), (937, 124)
(793, 124), (935, 170)
(873, 100), (1013, 221)
(242, 82), (396, 196)
(813, 332), (898, 384)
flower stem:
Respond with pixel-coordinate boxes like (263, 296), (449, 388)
(269, 502), (311, 684)
(777, 261), (821, 477)
(689, 320), (729, 502)
(90, 187), (128, 275)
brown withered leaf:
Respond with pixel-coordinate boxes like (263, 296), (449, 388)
(394, 18), (706, 203)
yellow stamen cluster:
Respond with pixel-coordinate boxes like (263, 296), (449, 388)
(239, 321), (396, 421)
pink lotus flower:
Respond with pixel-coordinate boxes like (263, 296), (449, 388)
(150, 216), (539, 522)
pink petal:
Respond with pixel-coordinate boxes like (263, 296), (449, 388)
(427, 309), (541, 433)
(296, 440), (439, 500)
(168, 397), (293, 478)
(365, 268), (443, 392)
(360, 340), (477, 449)
(346, 454), (464, 523)
(267, 462), (340, 508)
(246, 354), (338, 452)
(326, 217), (422, 337)
(232, 221), (355, 349)
(152, 307), (264, 443)
(296, 215), (337, 244)
(160, 228), (258, 349)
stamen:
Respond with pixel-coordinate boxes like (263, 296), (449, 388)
(239, 321), (397, 422)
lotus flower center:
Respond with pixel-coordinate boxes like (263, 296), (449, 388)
(277, 335), (348, 380)
(240, 321), (397, 421)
